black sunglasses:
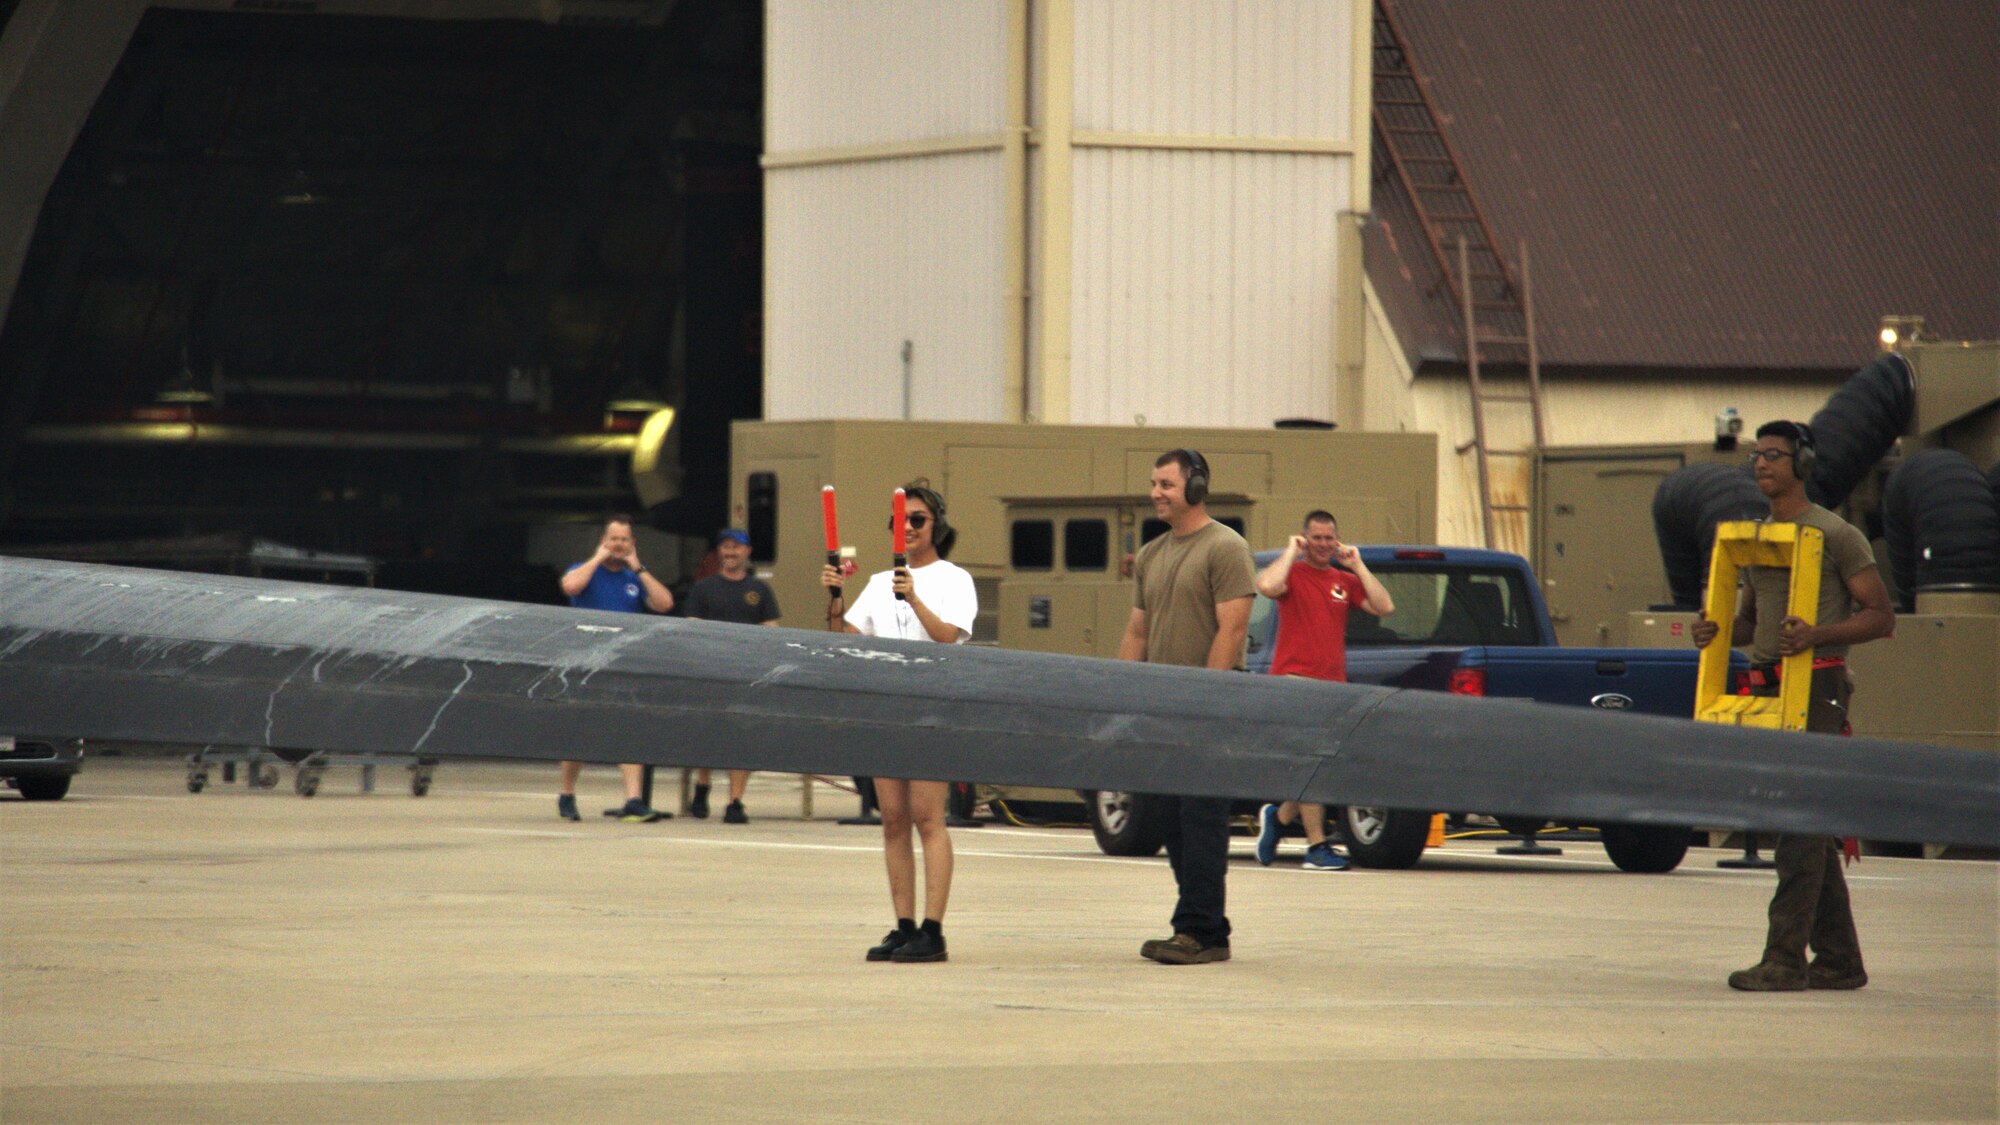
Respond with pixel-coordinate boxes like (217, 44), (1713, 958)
(889, 513), (931, 529)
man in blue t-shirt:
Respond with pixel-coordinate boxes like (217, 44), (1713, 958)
(555, 515), (674, 822)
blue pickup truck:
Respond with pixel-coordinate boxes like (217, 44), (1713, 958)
(1085, 545), (1732, 872)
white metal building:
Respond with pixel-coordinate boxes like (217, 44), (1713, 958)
(763, 0), (1992, 552)
(764, 0), (1371, 433)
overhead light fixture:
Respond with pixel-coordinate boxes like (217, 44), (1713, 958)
(1878, 314), (1923, 353)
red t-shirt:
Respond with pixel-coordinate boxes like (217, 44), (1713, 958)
(1270, 560), (1368, 682)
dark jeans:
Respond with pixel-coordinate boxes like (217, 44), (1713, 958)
(1762, 667), (1863, 971)
(1159, 794), (1232, 946)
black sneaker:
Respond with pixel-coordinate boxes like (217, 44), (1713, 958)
(866, 929), (914, 962)
(891, 929), (947, 963)
(689, 786), (711, 819)
(723, 800), (748, 824)
(617, 798), (670, 822)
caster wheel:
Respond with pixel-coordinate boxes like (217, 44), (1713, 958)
(411, 767), (433, 797)
(250, 765), (280, 790)
(187, 770), (207, 794)
(295, 771), (320, 798)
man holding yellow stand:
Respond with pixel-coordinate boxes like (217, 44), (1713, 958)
(1692, 421), (1895, 992)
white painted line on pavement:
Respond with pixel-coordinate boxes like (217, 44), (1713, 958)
(455, 828), (1909, 880)
(457, 827), (1165, 866)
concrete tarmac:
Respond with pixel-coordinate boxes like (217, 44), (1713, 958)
(4, 759), (1995, 1124)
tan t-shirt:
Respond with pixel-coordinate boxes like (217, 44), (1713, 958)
(1131, 520), (1257, 668)
(1741, 503), (1877, 662)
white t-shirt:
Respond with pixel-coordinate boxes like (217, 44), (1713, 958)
(845, 558), (978, 643)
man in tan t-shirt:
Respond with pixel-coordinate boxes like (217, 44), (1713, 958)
(1693, 420), (1893, 992)
(1119, 449), (1257, 965)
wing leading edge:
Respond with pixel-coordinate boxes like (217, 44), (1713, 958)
(1, 558), (1993, 847)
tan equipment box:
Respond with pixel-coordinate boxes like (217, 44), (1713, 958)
(731, 420), (1436, 654)
(1535, 443), (1747, 649)
(1556, 337), (1999, 760)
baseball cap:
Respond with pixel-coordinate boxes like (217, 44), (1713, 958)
(716, 528), (751, 547)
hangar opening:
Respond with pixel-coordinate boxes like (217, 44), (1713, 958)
(0, 1), (763, 599)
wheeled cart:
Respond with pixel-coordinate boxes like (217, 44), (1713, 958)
(293, 751), (438, 798)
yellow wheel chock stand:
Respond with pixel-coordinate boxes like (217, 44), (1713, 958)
(1695, 521), (1823, 731)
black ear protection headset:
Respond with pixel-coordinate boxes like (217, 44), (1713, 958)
(1779, 421), (1816, 478)
(1167, 449), (1211, 505)
(901, 483), (955, 557)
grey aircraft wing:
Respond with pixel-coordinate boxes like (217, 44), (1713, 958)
(1, 558), (1994, 846)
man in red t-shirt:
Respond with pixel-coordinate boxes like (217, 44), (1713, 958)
(1252, 510), (1394, 869)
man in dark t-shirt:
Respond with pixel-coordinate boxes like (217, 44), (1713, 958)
(1120, 449), (1256, 965)
(1693, 421), (1893, 993)
(681, 528), (780, 822)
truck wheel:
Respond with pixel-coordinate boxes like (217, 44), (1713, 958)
(1600, 823), (1691, 873)
(17, 775), (71, 801)
(1338, 806), (1430, 868)
(1086, 790), (1168, 856)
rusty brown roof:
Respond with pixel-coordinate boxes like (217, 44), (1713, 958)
(1366, 0), (2000, 371)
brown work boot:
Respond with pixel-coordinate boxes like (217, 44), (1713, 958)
(1807, 960), (1868, 990)
(1728, 960), (1807, 991)
(1137, 933), (1211, 960)
(1141, 933), (1229, 965)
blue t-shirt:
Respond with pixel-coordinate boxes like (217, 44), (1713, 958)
(567, 563), (649, 613)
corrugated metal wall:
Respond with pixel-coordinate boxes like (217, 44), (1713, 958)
(1064, 0), (1359, 427)
(766, 2), (1006, 152)
(765, 153), (1010, 421)
(1072, 0), (1354, 137)
(1069, 149), (1347, 427)
(768, 0), (1367, 429)
(764, 1), (1012, 422)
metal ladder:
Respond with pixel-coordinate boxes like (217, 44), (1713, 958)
(1372, 0), (1546, 552)
(1456, 234), (1545, 555)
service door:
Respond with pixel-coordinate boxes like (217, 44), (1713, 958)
(999, 583), (1100, 655)
(1538, 456), (1684, 647)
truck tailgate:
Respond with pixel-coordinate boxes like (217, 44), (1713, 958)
(1463, 646), (1715, 718)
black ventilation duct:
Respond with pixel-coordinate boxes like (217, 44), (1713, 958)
(1803, 353), (1915, 508)
(1652, 463), (1766, 609)
(1882, 449), (2000, 612)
